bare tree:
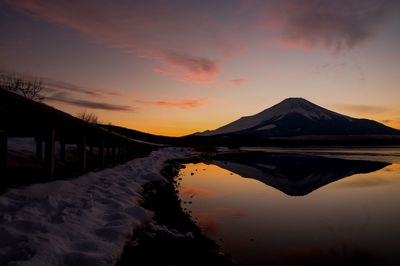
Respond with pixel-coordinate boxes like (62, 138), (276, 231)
(77, 110), (98, 124)
(0, 73), (44, 101)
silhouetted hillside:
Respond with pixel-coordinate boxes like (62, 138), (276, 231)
(101, 124), (178, 145)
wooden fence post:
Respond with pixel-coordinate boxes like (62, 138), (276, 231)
(122, 145), (127, 162)
(60, 141), (66, 162)
(78, 135), (87, 170)
(44, 128), (55, 178)
(0, 130), (7, 176)
(35, 137), (43, 162)
(112, 144), (117, 165)
(105, 145), (110, 165)
(99, 138), (105, 168)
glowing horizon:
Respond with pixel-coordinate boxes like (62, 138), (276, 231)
(1, 0), (400, 136)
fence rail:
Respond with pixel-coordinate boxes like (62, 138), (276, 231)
(0, 88), (156, 179)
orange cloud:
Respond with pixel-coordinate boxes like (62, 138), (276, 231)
(137, 98), (208, 109)
(335, 104), (388, 115)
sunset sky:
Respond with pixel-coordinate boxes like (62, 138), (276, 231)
(1, 0), (400, 136)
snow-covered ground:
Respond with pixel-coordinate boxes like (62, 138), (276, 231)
(0, 146), (193, 266)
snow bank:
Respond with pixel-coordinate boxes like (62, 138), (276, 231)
(0, 147), (192, 266)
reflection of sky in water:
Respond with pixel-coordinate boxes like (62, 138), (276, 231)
(241, 147), (400, 164)
(177, 153), (400, 266)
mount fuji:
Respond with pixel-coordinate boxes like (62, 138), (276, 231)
(197, 98), (399, 137)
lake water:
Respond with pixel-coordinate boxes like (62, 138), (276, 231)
(177, 148), (400, 266)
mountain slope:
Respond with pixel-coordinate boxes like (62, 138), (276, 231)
(100, 124), (177, 144)
(197, 98), (399, 137)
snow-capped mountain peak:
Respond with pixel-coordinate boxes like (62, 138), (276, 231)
(257, 97), (352, 121)
(196, 98), (398, 137)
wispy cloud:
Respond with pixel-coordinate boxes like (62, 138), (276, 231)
(137, 98), (208, 109)
(7, 0), (235, 84)
(335, 104), (388, 114)
(215, 78), (246, 89)
(1, 70), (123, 99)
(47, 92), (133, 111)
(42, 78), (122, 98)
(153, 52), (220, 84)
(260, 0), (399, 52)
(8, 0), (395, 89)
(0, 70), (130, 111)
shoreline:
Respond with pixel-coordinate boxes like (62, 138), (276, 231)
(0, 148), (193, 265)
(117, 159), (236, 266)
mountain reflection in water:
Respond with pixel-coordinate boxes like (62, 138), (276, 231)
(210, 152), (390, 196)
(178, 151), (400, 266)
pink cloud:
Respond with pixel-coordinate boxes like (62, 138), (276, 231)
(153, 52), (220, 84)
(215, 78), (246, 89)
(230, 78), (246, 85)
(6, 0), (398, 68)
(7, 0), (235, 84)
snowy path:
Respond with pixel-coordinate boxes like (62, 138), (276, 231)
(0, 148), (192, 266)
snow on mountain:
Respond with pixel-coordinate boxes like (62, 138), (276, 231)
(196, 98), (398, 137)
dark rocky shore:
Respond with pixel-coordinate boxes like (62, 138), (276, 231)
(117, 159), (236, 266)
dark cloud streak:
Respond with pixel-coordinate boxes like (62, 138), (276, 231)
(0, 70), (132, 111)
(43, 78), (103, 98)
(165, 52), (219, 76)
(263, 0), (399, 51)
(47, 92), (133, 111)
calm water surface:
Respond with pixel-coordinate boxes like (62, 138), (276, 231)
(177, 148), (400, 266)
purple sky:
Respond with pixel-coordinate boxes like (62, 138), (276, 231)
(1, 0), (400, 135)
